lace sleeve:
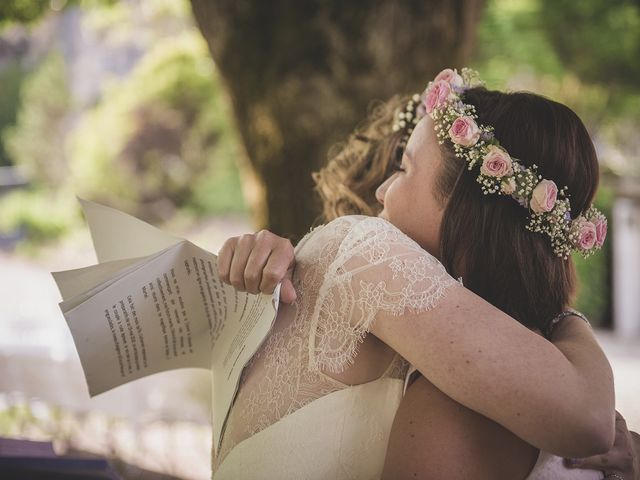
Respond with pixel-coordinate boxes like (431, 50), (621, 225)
(307, 216), (458, 373)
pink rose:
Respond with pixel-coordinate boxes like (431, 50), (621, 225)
(434, 68), (463, 87)
(572, 218), (597, 251)
(480, 145), (514, 177)
(593, 216), (607, 248)
(448, 115), (480, 146)
(530, 179), (558, 213)
(501, 177), (517, 195)
(424, 80), (452, 113)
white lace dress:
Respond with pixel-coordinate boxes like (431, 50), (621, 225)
(212, 215), (602, 480)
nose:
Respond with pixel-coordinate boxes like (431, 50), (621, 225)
(375, 176), (393, 205)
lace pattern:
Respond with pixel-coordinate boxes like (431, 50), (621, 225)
(309, 217), (458, 373)
(213, 216), (457, 471)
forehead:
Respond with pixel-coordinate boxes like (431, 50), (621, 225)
(405, 116), (440, 168)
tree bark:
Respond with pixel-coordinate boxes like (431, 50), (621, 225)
(190, 0), (485, 241)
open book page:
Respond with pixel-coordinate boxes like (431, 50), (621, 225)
(52, 200), (280, 451)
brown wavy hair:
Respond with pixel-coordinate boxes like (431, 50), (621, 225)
(313, 96), (409, 222)
(314, 89), (600, 332)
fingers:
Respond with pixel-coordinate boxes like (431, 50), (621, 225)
(564, 452), (622, 470)
(259, 236), (294, 295)
(280, 278), (297, 304)
(243, 238), (275, 294)
(218, 230), (297, 300)
(217, 236), (238, 284)
(228, 234), (257, 291)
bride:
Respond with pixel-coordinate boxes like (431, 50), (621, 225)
(212, 69), (619, 479)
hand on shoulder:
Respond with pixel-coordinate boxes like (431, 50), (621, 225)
(217, 229), (297, 303)
(216, 214), (434, 306)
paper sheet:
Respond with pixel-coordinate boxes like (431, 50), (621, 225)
(52, 200), (280, 450)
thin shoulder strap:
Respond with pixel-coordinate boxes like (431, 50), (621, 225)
(543, 309), (591, 339)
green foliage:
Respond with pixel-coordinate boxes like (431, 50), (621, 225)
(0, 1), (245, 248)
(68, 31), (245, 222)
(474, 0), (564, 84)
(188, 145), (247, 215)
(539, 0), (640, 89)
(0, 402), (36, 436)
(0, 60), (28, 166)
(0, 0), (115, 25)
(0, 0), (52, 24)
(0, 189), (79, 244)
(475, 0), (640, 123)
(3, 51), (70, 187)
(477, 0), (640, 89)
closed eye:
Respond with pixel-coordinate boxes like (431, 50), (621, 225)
(392, 146), (406, 172)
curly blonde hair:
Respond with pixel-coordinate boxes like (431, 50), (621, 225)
(313, 95), (409, 222)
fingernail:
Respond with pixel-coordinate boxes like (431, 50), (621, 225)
(563, 458), (577, 467)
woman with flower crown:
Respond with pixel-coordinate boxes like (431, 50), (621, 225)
(210, 68), (634, 479)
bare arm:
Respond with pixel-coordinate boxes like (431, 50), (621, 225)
(370, 284), (615, 458)
(218, 229), (615, 457)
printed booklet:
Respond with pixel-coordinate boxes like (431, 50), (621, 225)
(52, 200), (280, 451)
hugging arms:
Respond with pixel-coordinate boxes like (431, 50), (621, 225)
(214, 70), (637, 479)
(218, 227), (637, 479)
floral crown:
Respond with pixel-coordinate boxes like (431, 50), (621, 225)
(392, 67), (607, 259)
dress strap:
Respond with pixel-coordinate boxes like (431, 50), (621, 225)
(543, 309), (591, 340)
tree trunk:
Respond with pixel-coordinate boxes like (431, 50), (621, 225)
(190, 0), (485, 241)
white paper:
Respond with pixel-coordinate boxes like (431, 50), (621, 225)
(52, 200), (280, 450)
(79, 198), (182, 263)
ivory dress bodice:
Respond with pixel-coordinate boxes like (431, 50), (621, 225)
(212, 215), (603, 480)
(214, 215), (456, 477)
